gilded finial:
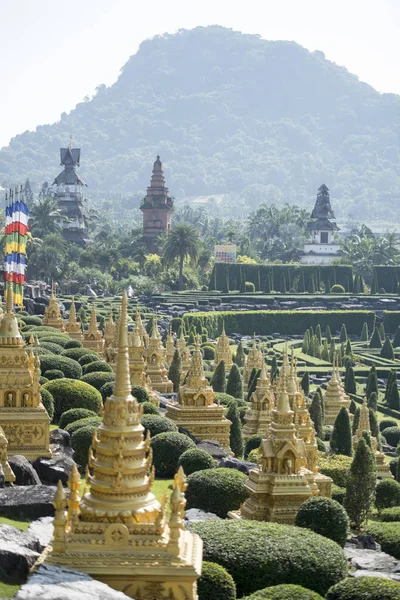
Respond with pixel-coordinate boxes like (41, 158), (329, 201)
(112, 292), (132, 398)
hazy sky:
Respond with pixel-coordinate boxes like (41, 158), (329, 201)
(0, 0), (399, 148)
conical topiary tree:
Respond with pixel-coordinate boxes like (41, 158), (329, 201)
(247, 368), (261, 401)
(365, 365), (379, 399)
(234, 341), (245, 367)
(369, 408), (380, 449)
(369, 327), (382, 349)
(226, 364), (243, 399)
(315, 324), (322, 344)
(340, 324), (348, 343)
(226, 400), (244, 458)
(388, 382), (400, 410)
(352, 407), (360, 435)
(300, 372), (310, 397)
(367, 391), (378, 412)
(325, 325), (332, 344)
(302, 330), (310, 354)
(270, 357), (278, 382)
(385, 371), (397, 401)
(345, 339), (352, 356)
(247, 367), (257, 396)
(393, 327), (400, 348)
(211, 360), (226, 393)
(331, 407), (353, 456)
(381, 336), (395, 360)
(309, 393), (324, 439)
(361, 322), (369, 342)
(344, 365), (357, 395)
(321, 339), (329, 361)
(344, 437), (376, 529)
(313, 387), (325, 421)
(168, 349), (181, 393)
(329, 339), (336, 363)
(349, 398), (357, 415)
(379, 322), (386, 340)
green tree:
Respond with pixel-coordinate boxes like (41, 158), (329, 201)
(168, 349), (181, 393)
(349, 398), (357, 415)
(360, 322), (369, 342)
(329, 340), (336, 363)
(321, 339), (330, 361)
(162, 223), (201, 290)
(247, 368), (261, 401)
(226, 364), (243, 399)
(379, 322), (386, 340)
(345, 339), (352, 355)
(369, 327), (382, 348)
(381, 336), (395, 360)
(388, 382), (400, 410)
(367, 391), (378, 412)
(369, 408), (380, 449)
(352, 407), (360, 434)
(300, 372), (310, 397)
(340, 324), (347, 343)
(393, 327), (400, 348)
(226, 400), (244, 458)
(315, 324), (322, 344)
(211, 360), (226, 393)
(371, 271), (378, 294)
(331, 407), (352, 456)
(234, 341), (245, 367)
(325, 325), (332, 344)
(365, 365), (379, 399)
(29, 195), (66, 237)
(344, 437), (377, 529)
(302, 330), (310, 354)
(309, 393), (323, 439)
(385, 371), (397, 401)
(344, 365), (357, 395)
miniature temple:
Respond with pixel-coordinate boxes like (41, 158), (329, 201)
(353, 398), (392, 480)
(46, 294), (202, 599)
(128, 311), (146, 387)
(243, 336), (263, 390)
(165, 327), (175, 367)
(42, 285), (65, 332)
(177, 330), (192, 382)
(166, 336), (231, 450)
(103, 308), (116, 350)
(213, 323), (232, 370)
(52, 143), (88, 245)
(0, 287), (50, 459)
(242, 362), (274, 442)
(323, 357), (351, 425)
(300, 184), (340, 265)
(229, 383), (314, 524)
(145, 318), (173, 393)
(82, 305), (104, 354)
(0, 426), (15, 483)
(140, 156), (174, 252)
(65, 298), (83, 341)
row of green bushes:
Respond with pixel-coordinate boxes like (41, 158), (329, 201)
(183, 311), (376, 338)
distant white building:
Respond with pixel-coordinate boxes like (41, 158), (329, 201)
(300, 184), (341, 264)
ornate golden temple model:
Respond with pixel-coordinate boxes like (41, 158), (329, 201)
(213, 323), (232, 370)
(46, 294), (202, 600)
(323, 357), (351, 425)
(82, 305), (104, 354)
(128, 310), (146, 388)
(42, 285), (65, 332)
(242, 361), (274, 442)
(166, 335), (231, 450)
(65, 298), (83, 341)
(243, 335), (263, 390)
(145, 317), (173, 393)
(0, 287), (50, 460)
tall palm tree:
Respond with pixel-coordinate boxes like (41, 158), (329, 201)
(163, 223), (201, 290)
(29, 196), (66, 237)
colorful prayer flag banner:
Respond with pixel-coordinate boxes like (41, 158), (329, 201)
(4, 186), (29, 306)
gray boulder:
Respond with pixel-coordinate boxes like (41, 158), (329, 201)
(15, 564), (132, 599)
(184, 508), (220, 525)
(0, 485), (59, 521)
(0, 463), (4, 488)
(218, 456), (256, 475)
(49, 429), (71, 448)
(347, 534), (381, 551)
(196, 440), (227, 461)
(0, 525), (40, 584)
(8, 455), (41, 486)
(27, 518), (54, 553)
(33, 430), (74, 485)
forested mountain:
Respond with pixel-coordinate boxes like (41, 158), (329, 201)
(1, 26), (400, 220)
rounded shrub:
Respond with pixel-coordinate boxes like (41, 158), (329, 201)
(381, 426), (400, 447)
(59, 408), (99, 431)
(78, 353), (99, 367)
(64, 339), (83, 349)
(150, 431), (195, 477)
(71, 424), (97, 469)
(83, 361), (113, 375)
(316, 438), (326, 452)
(375, 479), (400, 512)
(40, 335), (70, 347)
(132, 386), (150, 403)
(326, 576), (400, 600)
(366, 522), (400, 559)
(40, 388), (54, 421)
(141, 415), (178, 437)
(189, 520), (348, 597)
(19, 315), (42, 326)
(39, 355), (82, 380)
(381, 507), (400, 522)
(202, 346), (216, 360)
(99, 381), (114, 401)
(198, 561), (236, 600)
(178, 447), (215, 475)
(80, 372), (115, 391)
(244, 434), (263, 459)
(43, 378), (102, 422)
(380, 418), (398, 432)
(44, 369), (65, 380)
(141, 401), (160, 415)
(40, 341), (64, 355)
(65, 416), (102, 435)
(62, 347), (97, 361)
(330, 284), (345, 294)
(242, 584), (324, 599)
(295, 496), (349, 547)
(245, 282), (255, 292)
(39, 376), (49, 385)
(318, 454), (352, 487)
(186, 468), (248, 518)
(331, 485), (346, 505)
(247, 448), (260, 463)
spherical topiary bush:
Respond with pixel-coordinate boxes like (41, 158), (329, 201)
(44, 369), (65, 380)
(241, 584), (324, 599)
(185, 468), (248, 518)
(39, 376), (49, 385)
(19, 315), (42, 326)
(178, 447), (215, 475)
(316, 438), (326, 452)
(65, 416), (102, 435)
(99, 381), (114, 401)
(375, 479), (400, 513)
(381, 427), (400, 447)
(71, 424), (97, 469)
(40, 342), (64, 355)
(64, 339), (83, 349)
(43, 378), (102, 422)
(40, 388), (55, 422)
(40, 335), (70, 347)
(295, 496), (349, 547)
(331, 485), (346, 505)
(247, 448), (260, 463)
(141, 401), (160, 415)
(197, 561), (236, 600)
(59, 408), (99, 430)
(380, 418), (398, 433)
(62, 347), (98, 361)
(78, 353), (99, 367)
(244, 434), (263, 459)
(245, 282), (255, 292)
(39, 355), (82, 380)
(132, 386), (150, 403)
(365, 522), (400, 559)
(202, 346), (216, 361)
(326, 576), (400, 600)
(318, 454), (352, 487)
(330, 284), (345, 294)
(189, 520), (348, 597)
(80, 372), (115, 391)
(141, 415), (178, 437)
(381, 507), (400, 522)
(150, 432), (195, 477)
(83, 361), (113, 375)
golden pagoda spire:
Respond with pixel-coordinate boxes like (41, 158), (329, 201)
(69, 297), (77, 323)
(186, 334), (206, 386)
(151, 315), (160, 339)
(113, 293), (132, 398)
(0, 281), (23, 344)
(88, 304), (98, 332)
(5, 279), (13, 315)
(357, 397), (371, 435)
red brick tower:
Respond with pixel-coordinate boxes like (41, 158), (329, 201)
(140, 156), (174, 252)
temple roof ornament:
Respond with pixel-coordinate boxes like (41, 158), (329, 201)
(42, 284), (65, 332)
(65, 297), (82, 341)
(82, 304), (104, 354)
(214, 322), (232, 369)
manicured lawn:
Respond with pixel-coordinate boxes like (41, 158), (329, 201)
(0, 516), (30, 531)
(0, 581), (20, 598)
(151, 478), (174, 501)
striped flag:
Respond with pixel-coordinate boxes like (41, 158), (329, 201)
(4, 186), (30, 306)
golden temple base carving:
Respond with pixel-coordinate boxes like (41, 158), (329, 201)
(0, 409), (51, 460)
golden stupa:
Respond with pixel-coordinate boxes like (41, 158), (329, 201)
(128, 310), (146, 388)
(229, 381), (314, 525)
(243, 335), (263, 390)
(165, 326), (175, 368)
(176, 330), (192, 383)
(65, 298), (83, 341)
(323, 356), (351, 425)
(103, 307), (116, 350)
(45, 294), (202, 599)
(242, 361), (274, 442)
(82, 305), (104, 354)
(166, 335), (231, 450)
(0, 425), (15, 483)
(353, 398), (392, 480)
(213, 322), (232, 370)
(42, 284), (65, 332)
(0, 286), (50, 459)
(145, 317), (173, 393)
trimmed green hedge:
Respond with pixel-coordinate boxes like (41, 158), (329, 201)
(381, 507), (400, 522)
(189, 520), (348, 597)
(59, 408), (99, 430)
(178, 447), (215, 475)
(198, 561), (236, 600)
(40, 335), (70, 347)
(141, 415), (178, 437)
(366, 522), (400, 559)
(326, 576), (400, 600)
(83, 361), (113, 375)
(150, 432), (195, 477)
(78, 354), (100, 366)
(242, 584), (324, 600)
(40, 341), (64, 355)
(65, 416), (102, 435)
(39, 355), (82, 380)
(62, 347), (97, 361)
(43, 378), (102, 422)
(71, 424), (97, 469)
(375, 266), (400, 295)
(384, 311), (400, 334)
(186, 468), (248, 518)
(318, 454), (353, 488)
(80, 372), (115, 391)
(295, 496), (349, 547)
(40, 388), (54, 421)
(183, 311), (375, 338)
